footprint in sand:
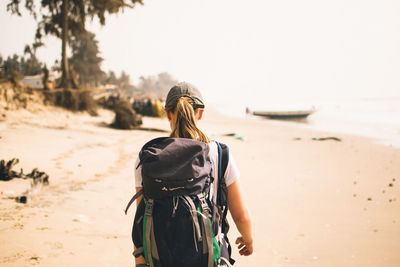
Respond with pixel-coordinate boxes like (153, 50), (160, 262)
(48, 242), (63, 250)
(13, 223), (24, 229)
(27, 255), (40, 265)
(1, 252), (24, 264)
(36, 226), (50, 230)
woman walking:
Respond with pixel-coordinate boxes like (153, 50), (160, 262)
(132, 82), (253, 267)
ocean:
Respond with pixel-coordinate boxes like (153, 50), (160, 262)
(213, 96), (400, 149)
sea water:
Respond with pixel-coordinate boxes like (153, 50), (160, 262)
(213, 96), (400, 149)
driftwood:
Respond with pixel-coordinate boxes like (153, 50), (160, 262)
(0, 158), (21, 181)
(1, 158), (50, 204)
(26, 168), (49, 185)
(0, 158), (49, 185)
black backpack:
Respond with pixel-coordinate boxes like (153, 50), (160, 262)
(125, 137), (235, 267)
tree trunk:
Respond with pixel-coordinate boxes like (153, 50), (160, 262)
(60, 0), (70, 89)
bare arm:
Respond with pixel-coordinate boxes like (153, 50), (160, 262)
(227, 181), (253, 256)
(135, 187), (146, 265)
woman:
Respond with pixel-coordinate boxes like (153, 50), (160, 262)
(134, 82), (253, 266)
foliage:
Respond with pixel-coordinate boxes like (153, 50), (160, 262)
(0, 45), (44, 77)
(69, 31), (104, 87)
(7, 0), (144, 89)
(103, 70), (118, 84)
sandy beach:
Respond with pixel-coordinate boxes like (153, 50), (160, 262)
(1, 105), (400, 267)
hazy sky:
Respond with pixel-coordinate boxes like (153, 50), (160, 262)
(1, 0), (400, 104)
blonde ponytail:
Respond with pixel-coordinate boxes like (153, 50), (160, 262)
(168, 97), (210, 143)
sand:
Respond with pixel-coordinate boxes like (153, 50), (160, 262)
(1, 106), (400, 267)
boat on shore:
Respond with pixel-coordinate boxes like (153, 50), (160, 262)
(248, 107), (316, 120)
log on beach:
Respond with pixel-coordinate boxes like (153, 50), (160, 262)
(1, 158), (50, 184)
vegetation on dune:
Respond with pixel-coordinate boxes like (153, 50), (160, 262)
(111, 100), (143, 129)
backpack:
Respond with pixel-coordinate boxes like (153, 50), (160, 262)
(125, 137), (235, 267)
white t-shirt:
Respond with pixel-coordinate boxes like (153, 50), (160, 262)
(134, 141), (240, 195)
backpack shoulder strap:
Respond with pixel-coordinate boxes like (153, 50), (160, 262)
(216, 141), (232, 236)
(216, 142), (229, 206)
(216, 142), (229, 180)
(219, 142), (229, 179)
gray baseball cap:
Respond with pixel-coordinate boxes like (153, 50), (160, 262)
(165, 82), (205, 110)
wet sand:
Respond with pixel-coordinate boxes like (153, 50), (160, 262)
(1, 106), (400, 266)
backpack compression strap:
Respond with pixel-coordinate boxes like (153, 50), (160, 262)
(143, 198), (160, 267)
(198, 193), (215, 267)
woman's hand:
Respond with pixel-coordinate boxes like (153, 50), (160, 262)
(236, 236), (253, 256)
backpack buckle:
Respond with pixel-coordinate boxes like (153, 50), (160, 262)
(197, 194), (210, 213)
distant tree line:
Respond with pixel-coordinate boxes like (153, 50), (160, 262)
(135, 72), (178, 99)
(0, 30), (132, 90)
(0, 46), (177, 100)
(0, 44), (44, 77)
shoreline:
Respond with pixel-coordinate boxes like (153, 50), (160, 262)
(1, 106), (400, 266)
(211, 103), (400, 150)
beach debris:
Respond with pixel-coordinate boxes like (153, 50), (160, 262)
(0, 158), (21, 180)
(353, 194), (357, 197)
(388, 183), (393, 187)
(0, 158), (50, 203)
(26, 168), (49, 185)
(353, 181), (357, 185)
(312, 256), (319, 260)
(16, 196), (28, 203)
(293, 137), (302, 141)
(223, 133), (247, 141)
(367, 197), (372, 201)
(393, 178), (396, 182)
(312, 137), (341, 142)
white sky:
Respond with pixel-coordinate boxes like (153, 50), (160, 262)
(1, 0), (400, 104)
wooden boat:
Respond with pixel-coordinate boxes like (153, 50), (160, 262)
(250, 108), (316, 120)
